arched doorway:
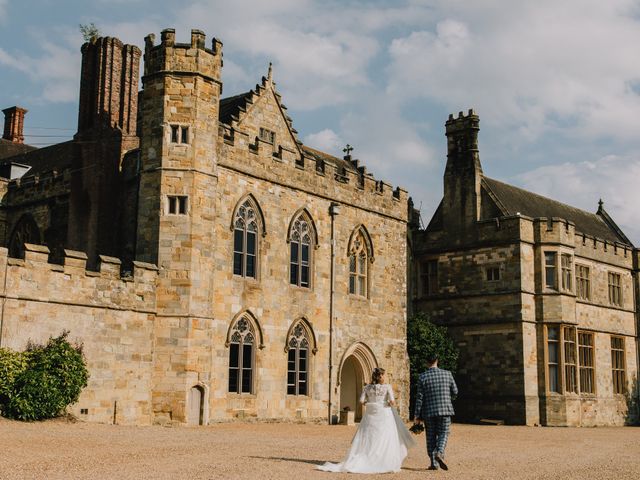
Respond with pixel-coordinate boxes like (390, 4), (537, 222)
(338, 342), (378, 422)
(187, 385), (205, 425)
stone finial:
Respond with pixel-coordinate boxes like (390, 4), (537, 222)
(267, 62), (273, 83)
(598, 198), (604, 210)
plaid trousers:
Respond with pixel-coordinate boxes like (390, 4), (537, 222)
(425, 416), (451, 467)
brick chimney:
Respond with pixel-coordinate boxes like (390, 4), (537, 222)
(2, 106), (27, 143)
(77, 37), (141, 136)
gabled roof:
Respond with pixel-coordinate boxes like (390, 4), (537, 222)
(219, 91), (253, 125)
(483, 177), (629, 245)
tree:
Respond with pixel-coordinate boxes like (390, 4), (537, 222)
(406, 312), (459, 417)
(79, 23), (100, 42)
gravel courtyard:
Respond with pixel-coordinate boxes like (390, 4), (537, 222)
(1, 418), (639, 480)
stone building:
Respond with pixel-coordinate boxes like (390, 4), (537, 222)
(412, 110), (639, 426)
(0, 29), (410, 425)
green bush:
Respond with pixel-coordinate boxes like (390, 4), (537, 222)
(0, 331), (89, 421)
(0, 348), (29, 409)
(407, 312), (459, 417)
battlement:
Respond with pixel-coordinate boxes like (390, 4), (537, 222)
(8, 243), (158, 283)
(143, 28), (223, 81)
(445, 109), (480, 155)
(531, 217), (633, 264)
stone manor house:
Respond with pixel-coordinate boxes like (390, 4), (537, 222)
(0, 29), (638, 427)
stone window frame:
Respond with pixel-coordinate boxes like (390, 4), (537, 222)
(420, 259), (439, 296)
(169, 124), (190, 145)
(259, 127), (276, 145)
(347, 225), (374, 299)
(575, 264), (591, 301)
(225, 311), (265, 396)
(166, 195), (188, 215)
(286, 208), (319, 290)
(611, 335), (626, 395)
(543, 251), (558, 290)
(8, 213), (41, 259)
(607, 271), (623, 307)
(230, 194), (266, 281)
(577, 330), (596, 395)
(560, 253), (573, 292)
(284, 318), (318, 397)
(544, 324), (580, 395)
(485, 264), (501, 282)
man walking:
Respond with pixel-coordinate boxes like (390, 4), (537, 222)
(413, 354), (458, 471)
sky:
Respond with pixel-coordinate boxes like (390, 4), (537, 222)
(1, 0), (640, 244)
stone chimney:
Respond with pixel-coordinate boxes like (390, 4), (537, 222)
(2, 106), (27, 143)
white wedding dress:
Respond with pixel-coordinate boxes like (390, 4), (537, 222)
(317, 383), (415, 474)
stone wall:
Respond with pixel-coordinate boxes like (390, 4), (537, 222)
(0, 244), (158, 425)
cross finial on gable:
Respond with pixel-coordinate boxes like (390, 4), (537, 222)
(343, 144), (354, 158)
(598, 198), (604, 210)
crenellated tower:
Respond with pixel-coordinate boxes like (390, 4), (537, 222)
(136, 28), (223, 423)
(442, 109), (482, 241)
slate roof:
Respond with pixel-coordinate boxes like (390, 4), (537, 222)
(0, 139), (37, 160)
(1, 141), (75, 178)
(483, 177), (628, 245)
(219, 91), (253, 125)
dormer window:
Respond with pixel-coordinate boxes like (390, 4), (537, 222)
(170, 125), (189, 144)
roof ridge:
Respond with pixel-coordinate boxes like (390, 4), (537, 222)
(484, 176), (601, 219)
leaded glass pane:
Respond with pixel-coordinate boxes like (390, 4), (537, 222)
(229, 343), (239, 368)
(246, 254), (256, 278)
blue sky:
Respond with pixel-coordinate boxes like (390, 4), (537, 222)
(2, 0), (640, 244)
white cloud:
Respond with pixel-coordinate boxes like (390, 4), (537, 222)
(387, 1), (640, 143)
(304, 129), (343, 155)
(0, 40), (78, 103)
(515, 155), (640, 245)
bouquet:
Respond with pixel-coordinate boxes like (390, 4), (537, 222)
(409, 422), (425, 435)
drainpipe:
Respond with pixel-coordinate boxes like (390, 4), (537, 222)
(634, 249), (640, 419)
(328, 202), (340, 424)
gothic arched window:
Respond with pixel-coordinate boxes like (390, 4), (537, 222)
(286, 321), (316, 396)
(228, 316), (256, 394)
(8, 214), (41, 259)
(232, 197), (263, 278)
(348, 226), (373, 297)
(288, 210), (317, 288)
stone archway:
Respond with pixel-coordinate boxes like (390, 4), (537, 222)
(338, 342), (378, 421)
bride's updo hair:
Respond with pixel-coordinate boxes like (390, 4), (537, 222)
(371, 367), (386, 384)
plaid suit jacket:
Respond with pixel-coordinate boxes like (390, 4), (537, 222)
(414, 367), (458, 418)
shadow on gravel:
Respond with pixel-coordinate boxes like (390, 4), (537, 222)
(249, 456), (325, 466)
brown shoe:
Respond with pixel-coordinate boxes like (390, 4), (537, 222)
(427, 465), (438, 470)
(434, 453), (448, 471)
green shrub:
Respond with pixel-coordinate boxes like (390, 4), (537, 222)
(407, 312), (459, 417)
(0, 331), (89, 421)
(0, 348), (29, 411)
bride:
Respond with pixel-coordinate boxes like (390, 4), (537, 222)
(317, 367), (415, 474)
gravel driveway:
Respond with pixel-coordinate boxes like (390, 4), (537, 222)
(1, 417), (639, 479)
